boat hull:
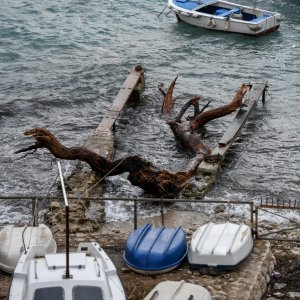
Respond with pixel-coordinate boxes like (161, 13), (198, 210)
(188, 222), (253, 270)
(9, 242), (126, 300)
(144, 280), (212, 300)
(175, 13), (280, 36)
(168, 0), (283, 36)
(124, 223), (187, 274)
(0, 224), (57, 274)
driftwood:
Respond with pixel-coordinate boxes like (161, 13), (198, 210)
(160, 78), (248, 155)
(16, 79), (247, 197)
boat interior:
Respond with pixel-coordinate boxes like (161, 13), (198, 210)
(174, 0), (272, 22)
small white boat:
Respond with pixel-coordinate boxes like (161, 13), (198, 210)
(188, 222), (253, 269)
(9, 161), (126, 300)
(9, 242), (126, 300)
(0, 224), (57, 274)
(167, 0), (283, 36)
(144, 280), (212, 300)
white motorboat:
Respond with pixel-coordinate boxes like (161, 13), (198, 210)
(0, 224), (57, 274)
(144, 280), (212, 300)
(167, 0), (283, 36)
(9, 161), (126, 300)
(9, 242), (126, 300)
(188, 222), (253, 269)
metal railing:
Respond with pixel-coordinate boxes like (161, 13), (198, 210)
(1, 195), (299, 242)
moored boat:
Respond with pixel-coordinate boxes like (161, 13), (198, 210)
(9, 161), (126, 300)
(124, 223), (187, 274)
(9, 242), (126, 300)
(144, 280), (212, 300)
(0, 224), (57, 274)
(167, 0), (283, 36)
(188, 222), (253, 269)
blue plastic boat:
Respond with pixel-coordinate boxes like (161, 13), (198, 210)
(124, 223), (187, 274)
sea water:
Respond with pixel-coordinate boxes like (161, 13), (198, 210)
(0, 0), (299, 225)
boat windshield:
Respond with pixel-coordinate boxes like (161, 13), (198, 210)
(33, 286), (104, 299)
(73, 286), (104, 300)
(34, 287), (64, 300)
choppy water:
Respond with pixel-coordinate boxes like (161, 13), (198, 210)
(0, 0), (299, 225)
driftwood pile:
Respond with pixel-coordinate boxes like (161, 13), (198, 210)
(16, 78), (248, 197)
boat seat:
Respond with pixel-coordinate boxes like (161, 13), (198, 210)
(176, 0), (215, 3)
(217, 7), (240, 17)
(250, 15), (270, 23)
(192, 0), (218, 11)
(175, 0), (202, 10)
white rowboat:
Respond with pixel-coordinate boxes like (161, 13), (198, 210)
(144, 280), (212, 300)
(0, 224), (57, 274)
(167, 0), (283, 36)
(188, 222), (253, 269)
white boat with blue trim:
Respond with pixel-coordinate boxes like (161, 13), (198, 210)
(167, 0), (283, 36)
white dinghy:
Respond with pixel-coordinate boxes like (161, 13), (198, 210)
(144, 280), (212, 300)
(167, 0), (283, 36)
(9, 162), (126, 300)
(188, 222), (253, 269)
(0, 224), (57, 274)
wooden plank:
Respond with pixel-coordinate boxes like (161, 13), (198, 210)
(198, 81), (267, 175)
(85, 66), (145, 155)
(218, 81), (267, 147)
(218, 100), (256, 148)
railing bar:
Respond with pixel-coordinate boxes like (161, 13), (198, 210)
(259, 226), (300, 237)
(0, 196), (256, 205)
(133, 200), (137, 230)
(257, 207), (300, 225)
(257, 237), (300, 242)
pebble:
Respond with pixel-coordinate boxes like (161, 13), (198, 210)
(272, 292), (284, 298)
(287, 292), (300, 299)
(75, 232), (86, 238)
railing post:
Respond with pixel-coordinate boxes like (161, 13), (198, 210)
(160, 198), (164, 226)
(255, 206), (259, 239)
(134, 199), (137, 230)
(250, 202), (254, 237)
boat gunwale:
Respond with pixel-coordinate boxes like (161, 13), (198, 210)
(168, 0), (282, 24)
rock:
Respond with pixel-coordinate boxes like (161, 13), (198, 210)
(207, 286), (217, 294)
(121, 267), (131, 273)
(274, 283), (286, 290)
(272, 292), (284, 298)
(75, 232), (86, 238)
(287, 292), (300, 299)
(214, 204), (226, 214)
(214, 285), (223, 291)
(50, 201), (61, 210)
(214, 295), (227, 300)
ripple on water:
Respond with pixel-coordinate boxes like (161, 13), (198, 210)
(0, 0), (299, 224)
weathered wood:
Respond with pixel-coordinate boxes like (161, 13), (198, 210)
(15, 128), (199, 198)
(85, 65), (145, 156)
(190, 84), (248, 130)
(198, 81), (268, 175)
(15, 75), (264, 199)
(160, 76), (178, 114)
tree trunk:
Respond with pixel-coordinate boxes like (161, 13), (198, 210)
(15, 81), (248, 197)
